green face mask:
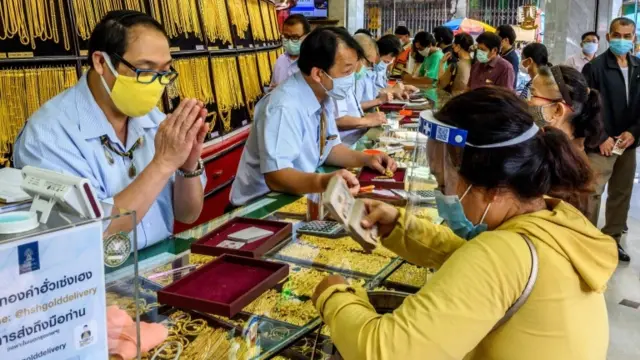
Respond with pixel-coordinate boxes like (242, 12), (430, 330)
(355, 66), (368, 81)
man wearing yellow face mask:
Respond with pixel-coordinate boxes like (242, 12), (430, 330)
(13, 10), (207, 250)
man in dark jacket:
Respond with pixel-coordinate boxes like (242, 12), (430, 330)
(496, 24), (519, 89)
(582, 17), (639, 262)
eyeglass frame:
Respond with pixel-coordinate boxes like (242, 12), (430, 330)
(111, 53), (179, 85)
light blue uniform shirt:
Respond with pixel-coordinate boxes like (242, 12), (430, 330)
(230, 72), (341, 206)
(374, 67), (388, 90)
(13, 74), (205, 249)
(355, 70), (378, 103)
(334, 89), (366, 147)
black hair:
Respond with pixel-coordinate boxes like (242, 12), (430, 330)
(283, 14), (311, 34)
(88, 10), (167, 68)
(377, 34), (402, 57)
(297, 27), (364, 75)
(413, 31), (435, 48)
(412, 42), (425, 63)
(434, 87), (594, 213)
(610, 17), (636, 32)
(475, 32), (502, 53)
(355, 28), (373, 37)
(522, 43), (550, 67)
(394, 26), (410, 36)
(581, 31), (600, 41)
(453, 32), (474, 52)
(542, 65), (606, 148)
(433, 26), (454, 46)
(496, 24), (517, 45)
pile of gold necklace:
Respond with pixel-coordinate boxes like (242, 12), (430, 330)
(256, 51), (272, 86)
(238, 54), (262, 118)
(0, 0), (71, 50)
(259, 1), (275, 41)
(0, 66), (77, 163)
(211, 57), (244, 132)
(73, 0), (145, 41)
(172, 57), (215, 105)
(226, 0), (250, 38)
(148, 0), (202, 39)
(200, 0), (232, 44)
(387, 263), (431, 288)
(268, 50), (278, 69)
(246, 0), (265, 41)
(367, 7), (380, 30)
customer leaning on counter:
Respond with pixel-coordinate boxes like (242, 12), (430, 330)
(312, 88), (617, 360)
(13, 11), (207, 249)
(229, 27), (397, 207)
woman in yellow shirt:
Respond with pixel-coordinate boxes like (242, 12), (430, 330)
(312, 87), (618, 360)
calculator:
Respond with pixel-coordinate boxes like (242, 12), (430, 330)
(297, 221), (347, 239)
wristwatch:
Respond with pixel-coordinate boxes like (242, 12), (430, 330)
(176, 159), (204, 178)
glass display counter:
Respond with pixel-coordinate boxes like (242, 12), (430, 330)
(102, 92), (451, 359)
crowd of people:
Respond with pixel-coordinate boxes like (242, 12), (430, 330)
(9, 8), (638, 358)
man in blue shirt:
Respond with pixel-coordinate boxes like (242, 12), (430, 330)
(230, 27), (397, 206)
(14, 11), (207, 249)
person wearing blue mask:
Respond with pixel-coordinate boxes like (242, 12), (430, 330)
(582, 17), (639, 262)
(334, 33), (389, 146)
(230, 27), (397, 207)
(373, 35), (402, 89)
(565, 32), (600, 72)
(270, 14), (310, 88)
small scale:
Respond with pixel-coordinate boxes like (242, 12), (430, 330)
(297, 221), (347, 239)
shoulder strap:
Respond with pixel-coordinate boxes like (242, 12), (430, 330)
(491, 234), (539, 331)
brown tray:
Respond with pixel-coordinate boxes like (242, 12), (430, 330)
(157, 254), (289, 317)
(191, 217), (292, 258)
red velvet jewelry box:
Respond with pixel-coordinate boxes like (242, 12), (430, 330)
(157, 254), (289, 317)
(191, 217), (292, 258)
(357, 167), (406, 190)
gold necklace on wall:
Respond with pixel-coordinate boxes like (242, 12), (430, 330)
(211, 57), (244, 132)
(200, 0), (232, 44)
(226, 0), (249, 39)
(238, 53), (262, 118)
(246, 0), (265, 41)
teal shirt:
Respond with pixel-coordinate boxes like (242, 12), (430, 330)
(419, 49), (446, 80)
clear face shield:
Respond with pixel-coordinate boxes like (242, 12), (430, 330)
(405, 110), (468, 231)
(407, 110), (540, 240)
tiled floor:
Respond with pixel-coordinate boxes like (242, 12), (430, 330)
(602, 149), (640, 360)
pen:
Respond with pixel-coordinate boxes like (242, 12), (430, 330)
(148, 264), (198, 280)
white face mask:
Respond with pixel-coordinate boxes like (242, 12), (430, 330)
(419, 48), (430, 57)
(319, 71), (355, 100)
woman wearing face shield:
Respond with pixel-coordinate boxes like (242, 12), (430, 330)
(312, 87), (617, 360)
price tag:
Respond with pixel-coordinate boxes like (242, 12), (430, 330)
(7, 52), (34, 58)
(237, 45), (244, 49)
(170, 47), (180, 52)
(195, 45), (204, 50)
(211, 131), (220, 138)
(79, 50), (88, 56)
(0, 53), (7, 59)
(249, 44), (254, 48)
(242, 120), (248, 126)
(228, 45), (234, 49)
(208, 46), (219, 51)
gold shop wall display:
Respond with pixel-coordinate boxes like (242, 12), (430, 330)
(210, 56), (244, 132)
(200, 0), (233, 44)
(172, 57), (215, 105)
(0, 0), (72, 55)
(268, 49), (278, 69)
(226, 0), (250, 39)
(238, 53), (262, 118)
(0, 66), (77, 166)
(246, 0), (266, 41)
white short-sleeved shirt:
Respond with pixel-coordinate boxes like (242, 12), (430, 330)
(270, 53), (300, 87)
(230, 72), (341, 205)
(13, 74), (206, 249)
(334, 89), (366, 147)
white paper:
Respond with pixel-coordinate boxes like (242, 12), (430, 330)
(0, 168), (30, 203)
(228, 227), (274, 242)
(217, 240), (245, 249)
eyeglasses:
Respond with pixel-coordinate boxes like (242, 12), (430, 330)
(111, 53), (179, 85)
(282, 34), (303, 41)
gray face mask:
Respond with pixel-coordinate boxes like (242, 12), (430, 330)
(528, 104), (553, 127)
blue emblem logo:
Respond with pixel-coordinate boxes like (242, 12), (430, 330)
(18, 242), (40, 274)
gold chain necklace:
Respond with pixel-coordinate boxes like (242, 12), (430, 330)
(200, 0), (232, 44)
(173, 57), (214, 104)
(256, 51), (272, 86)
(211, 57), (244, 132)
(238, 54), (262, 118)
(259, 1), (274, 41)
(226, 0), (249, 39)
(246, 0), (265, 41)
